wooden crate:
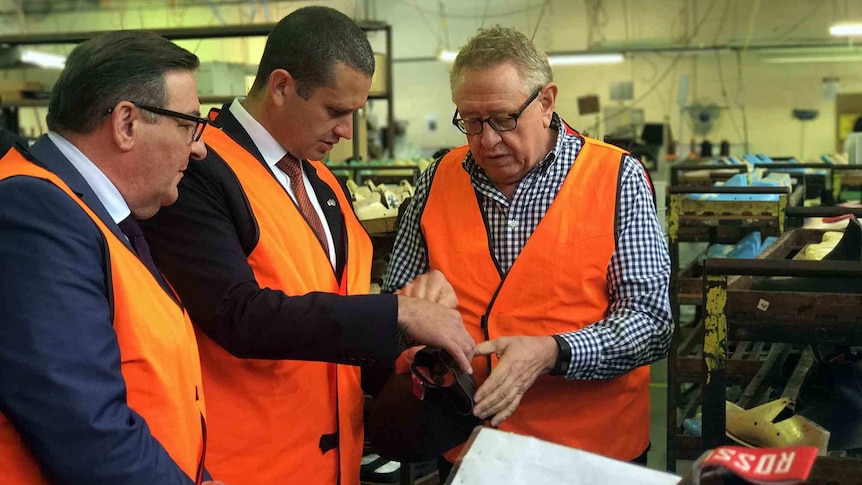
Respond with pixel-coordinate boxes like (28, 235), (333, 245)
(0, 81), (42, 102)
(360, 215), (398, 235)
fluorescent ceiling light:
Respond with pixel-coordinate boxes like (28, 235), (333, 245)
(436, 49), (624, 65)
(437, 49), (458, 63)
(19, 49), (66, 69)
(548, 53), (624, 65)
(829, 23), (862, 37)
(759, 46), (862, 63)
(0, 46), (66, 69)
(763, 54), (862, 63)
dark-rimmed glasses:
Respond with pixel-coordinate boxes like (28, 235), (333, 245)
(452, 86), (542, 135)
(107, 102), (208, 143)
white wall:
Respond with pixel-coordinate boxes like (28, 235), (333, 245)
(3, 0), (862, 159)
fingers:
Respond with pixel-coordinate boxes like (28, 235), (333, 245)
(490, 394), (523, 427)
(395, 271), (458, 308)
(475, 339), (497, 356)
(472, 337), (544, 426)
(396, 296), (475, 374)
(473, 358), (507, 411)
(474, 372), (522, 425)
(443, 336), (474, 375)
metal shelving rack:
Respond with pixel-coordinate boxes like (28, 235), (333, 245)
(666, 182), (791, 472)
(0, 20), (395, 159)
(700, 252), (862, 484)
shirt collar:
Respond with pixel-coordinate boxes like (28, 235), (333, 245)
(229, 98), (289, 171)
(47, 131), (131, 224)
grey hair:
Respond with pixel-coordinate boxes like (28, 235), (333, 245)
(450, 26), (552, 97)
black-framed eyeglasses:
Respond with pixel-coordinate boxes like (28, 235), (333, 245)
(452, 86), (542, 135)
(107, 102), (208, 143)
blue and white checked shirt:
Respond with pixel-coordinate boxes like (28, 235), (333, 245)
(383, 114), (673, 380)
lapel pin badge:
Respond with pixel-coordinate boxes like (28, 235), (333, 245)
(327, 199), (337, 207)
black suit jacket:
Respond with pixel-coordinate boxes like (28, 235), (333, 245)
(141, 105), (400, 379)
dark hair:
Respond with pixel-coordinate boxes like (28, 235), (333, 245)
(47, 30), (199, 135)
(854, 116), (862, 133)
(249, 6), (374, 99)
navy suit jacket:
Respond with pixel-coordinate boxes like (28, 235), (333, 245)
(0, 137), (200, 484)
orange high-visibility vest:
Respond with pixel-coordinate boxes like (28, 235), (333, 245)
(196, 128), (371, 485)
(421, 138), (650, 461)
(0, 149), (207, 484)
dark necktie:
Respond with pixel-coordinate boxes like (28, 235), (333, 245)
(276, 155), (331, 257)
(118, 215), (163, 281)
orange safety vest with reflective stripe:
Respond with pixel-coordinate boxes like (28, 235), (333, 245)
(196, 127), (371, 485)
(0, 149), (207, 484)
(421, 137), (650, 461)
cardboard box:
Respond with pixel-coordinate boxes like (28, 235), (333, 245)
(448, 428), (680, 485)
(359, 215), (397, 235)
(0, 80), (43, 102)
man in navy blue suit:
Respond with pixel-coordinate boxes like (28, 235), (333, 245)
(0, 31), (222, 484)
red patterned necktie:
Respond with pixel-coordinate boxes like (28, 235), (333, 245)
(276, 154), (331, 257)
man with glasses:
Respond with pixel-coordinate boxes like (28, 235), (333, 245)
(139, 6), (475, 485)
(384, 26), (672, 475)
(0, 31), (220, 484)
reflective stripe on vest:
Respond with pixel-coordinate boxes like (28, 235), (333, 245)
(197, 127), (371, 485)
(0, 149), (207, 484)
(421, 137), (650, 460)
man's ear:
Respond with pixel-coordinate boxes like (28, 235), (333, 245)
(110, 101), (138, 152)
(269, 69), (296, 107)
(540, 83), (558, 129)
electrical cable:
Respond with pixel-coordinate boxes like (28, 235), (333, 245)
(775, 1), (822, 39)
(205, 0), (227, 26)
(401, 0), (546, 20)
(403, 1), (447, 53)
(439, 0), (450, 50)
(714, 50), (745, 142)
(530, 0), (550, 41)
(584, 0), (719, 133)
(741, 0), (763, 52)
(707, 0), (745, 143)
(735, 50), (750, 153)
(479, 0), (491, 29)
(260, 0), (270, 23)
(622, 0), (629, 43)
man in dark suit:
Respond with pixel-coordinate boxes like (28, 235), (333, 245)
(0, 31), (220, 484)
(140, 6), (475, 485)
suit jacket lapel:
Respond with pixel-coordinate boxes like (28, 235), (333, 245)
(29, 136), (131, 250)
(214, 106), (348, 280)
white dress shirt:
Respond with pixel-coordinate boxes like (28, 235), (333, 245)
(229, 98), (336, 269)
(47, 131), (131, 226)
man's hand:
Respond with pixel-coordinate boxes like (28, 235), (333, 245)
(397, 296), (475, 374)
(472, 336), (558, 427)
(396, 270), (458, 309)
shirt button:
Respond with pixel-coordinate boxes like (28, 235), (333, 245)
(508, 219), (518, 229)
